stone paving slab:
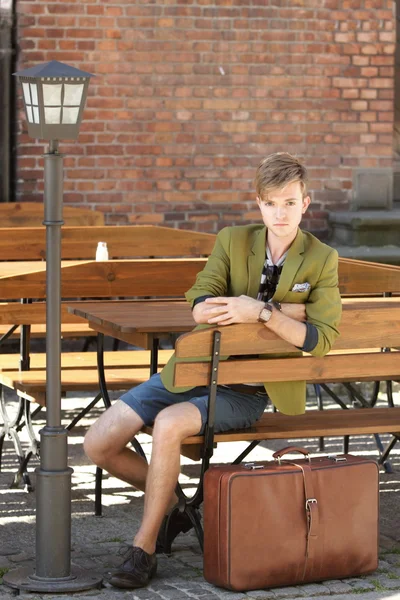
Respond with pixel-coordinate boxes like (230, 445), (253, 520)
(1, 388), (400, 599)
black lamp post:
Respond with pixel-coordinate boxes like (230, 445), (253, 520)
(4, 61), (102, 593)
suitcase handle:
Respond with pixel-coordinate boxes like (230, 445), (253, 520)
(273, 446), (311, 463)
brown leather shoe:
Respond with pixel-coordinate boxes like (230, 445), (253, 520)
(109, 546), (157, 589)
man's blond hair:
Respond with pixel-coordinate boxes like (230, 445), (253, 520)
(255, 152), (308, 200)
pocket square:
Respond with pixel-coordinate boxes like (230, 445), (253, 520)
(291, 282), (311, 292)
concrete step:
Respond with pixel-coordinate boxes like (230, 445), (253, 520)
(332, 243), (400, 265)
(328, 210), (400, 246)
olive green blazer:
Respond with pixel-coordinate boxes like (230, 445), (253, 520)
(160, 225), (342, 415)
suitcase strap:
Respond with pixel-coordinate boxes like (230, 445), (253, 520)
(290, 462), (320, 576)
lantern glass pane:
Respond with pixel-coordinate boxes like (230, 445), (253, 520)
(44, 106), (61, 124)
(26, 105), (33, 123)
(33, 106), (40, 124)
(43, 84), (62, 106)
(22, 82), (31, 105)
(63, 84), (84, 106)
(30, 83), (38, 105)
(62, 106), (80, 124)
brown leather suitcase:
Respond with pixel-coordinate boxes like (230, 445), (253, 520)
(203, 446), (379, 591)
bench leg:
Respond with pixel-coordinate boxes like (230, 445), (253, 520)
(81, 336), (94, 352)
(343, 382), (395, 470)
(95, 466), (103, 517)
(314, 384), (325, 452)
(386, 380), (394, 408)
(161, 497), (203, 555)
(232, 440), (260, 464)
(0, 390), (37, 491)
(66, 393), (102, 432)
(379, 435), (399, 472)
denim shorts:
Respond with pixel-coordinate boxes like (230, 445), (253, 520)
(120, 373), (268, 435)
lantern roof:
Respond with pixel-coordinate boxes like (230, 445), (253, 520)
(14, 60), (94, 79)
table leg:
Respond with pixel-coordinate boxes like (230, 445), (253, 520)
(20, 299), (32, 371)
(97, 333), (111, 409)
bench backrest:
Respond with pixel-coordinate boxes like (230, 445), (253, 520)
(0, 222), (399, 293)
(0, 203), (104, 227)
(173, 301), (400, 387)
(0, 225), (216, 261)
(338, 260), (400, 294)
(0, 258), (207, 301)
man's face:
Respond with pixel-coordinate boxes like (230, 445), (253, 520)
(256, 181), (310, 241)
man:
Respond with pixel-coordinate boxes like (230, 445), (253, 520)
(84, 152), (342, 589)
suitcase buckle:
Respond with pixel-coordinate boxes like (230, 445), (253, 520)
(327, 455), (347, 462)
(306, 498), (318, 511)
(243, 462), (264, 470)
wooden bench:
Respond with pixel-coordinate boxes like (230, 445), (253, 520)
(0, 224), (216, 261)
(0, 203), (105, 227)
(0, 259), (206, 489)
(146, 300), (400, 553)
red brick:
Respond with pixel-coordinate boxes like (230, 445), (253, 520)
(15, 0), (396, 236)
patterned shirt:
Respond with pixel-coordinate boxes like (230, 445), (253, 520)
(256, 246), (287, 303)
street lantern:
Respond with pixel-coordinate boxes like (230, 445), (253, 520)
(4, 61), (102, 594)
(17, 60), (92, 140)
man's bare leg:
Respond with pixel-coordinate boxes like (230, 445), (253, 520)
(84, 400), (178, 511)
(133, 402), (202, 554)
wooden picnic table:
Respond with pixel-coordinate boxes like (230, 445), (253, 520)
(68, 300), (195, 375)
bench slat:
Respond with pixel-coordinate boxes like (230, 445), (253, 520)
(141, 408), (400, 447)
(0, 204), (104, 227)
(0, 259), (207, 299)
(338, 260), (400, 294)
(0, 349), (174, 371)
(175, 305), (400, 357)
(0, 366), (156, 398)
(0, 225), (215, 261)
(0, 303), (84, 324)
(0, 323), (96, 339)
(174, 352), (400, 387)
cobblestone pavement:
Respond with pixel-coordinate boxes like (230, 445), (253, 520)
(0, 384), (399, 600)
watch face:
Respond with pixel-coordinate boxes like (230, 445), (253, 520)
(258, 306), (273, 323)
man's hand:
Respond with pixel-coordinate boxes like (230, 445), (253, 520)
(280, 303), (307, 322)
(204, 295), (264, 326)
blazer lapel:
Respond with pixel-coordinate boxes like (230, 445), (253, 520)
(246, 226), (267, 298)
(273, 229), (305, 302)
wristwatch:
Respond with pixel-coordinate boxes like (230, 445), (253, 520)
(257, 302), (274, 323)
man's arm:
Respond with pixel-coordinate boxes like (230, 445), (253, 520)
(185, 229), (231, 308)
(200, 295), (308, 348)
(194, 248), (341, 354)
(301, 248), (342, 357)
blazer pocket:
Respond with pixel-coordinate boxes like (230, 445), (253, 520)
(281, 291), (310, 303)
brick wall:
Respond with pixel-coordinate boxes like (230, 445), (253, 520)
(15, 0), (395, 237)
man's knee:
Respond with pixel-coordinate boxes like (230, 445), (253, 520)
(83, 400), (144, 465)
(83, 425), (105, 466)
(152, 403), (202, 443)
